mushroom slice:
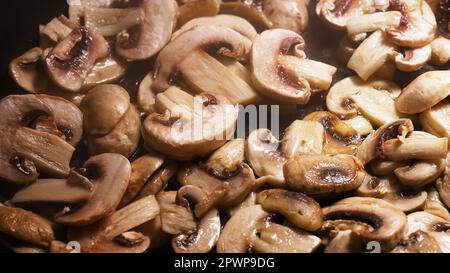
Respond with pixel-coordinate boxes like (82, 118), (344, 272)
(142, 88), (238, 161)
(284, 154), (366, 196)
(137, 161), (178, 199)
(431, 37), (450, 65)
(324, 230), (366, 253)
(264, 0), (309, 32)
(251, 29), (311, 104)
(172, 209), (221, 253)
(204, 139), (245, 179)
(0, 205), (55, 248)
(348, 30), (396, 80)
(343, 116), (374, 136)
(424, 186), (450, 221)
(303, 111), (360, 155)
(356, 174), (391, 198)
(55, 153), (131, 226)
(393, 45), (432, 72)
(172, 14), (257, 41)
(391, 230), (441, 253)
(385, 0), (436, 48)
(134, 214), (170, 251)
(157, 191), (197, 235)
(0, 94), (82, 184)
(152, 25), (251, 92)
(177, 0), (221, 27)
(381, 134), (448, 161)
(137, 72), (157, 114)
(396, 71), (450, 114)
(227, 191), (257, 217)
(322, 197), (407, 251)
(406, 211), (450, 252)
(39, 15), (77, 48)
(394, 159), (445, 187)
(356, 119), (414, 164)
(249, 222), (321, 253)
(420, 99), (450, 140)
(382, 186), (427, 213)
(44, 27), (109, 92)
(436, 152), (450, 208)
(257, 189), (323, 231)
(216, 205), (269, 253)
(370, 160), (407, 176)
(83, 55), (128, 89)
(68, 195), (159, 253)
(84, 7), (145, 37)
(115, 0), (177, 61)
(220, 1), (272, 29)
(346, 11), (402, 36)
(326, 76), (401, 120)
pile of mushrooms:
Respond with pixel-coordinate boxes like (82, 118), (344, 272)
(1, 0), (450, 253)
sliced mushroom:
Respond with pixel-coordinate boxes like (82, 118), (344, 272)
(391, 230), (442, 253)
(0, 205), (55, 248)
(251, 29), (311, 104)
(257, 189), (323, 231)
(177, 0), (221, 27)
(82, 55), (128, 89)
(204, 139), (245, 179)
(436, 152), (450, 208)
(356, 174), (391, 198)
(68, 195), (159, 253)
(227, 191), (257, 216)
(324, 230), (366, 253)
(44, 27), (109, 92)
(142, 87), (238, 160)
(381, 184), (427, 212)
(133, 214), (170, 251)
(216, 204), (269, 253)
(303, 111), (360, 155)
(424, 186), (450, 221)
(346, 11), (402, 36)
(263, 0), (309, 33)
(420, 98), (450, 140)
(343, 116), (374, 136)
(39, 15), (78, 48)
(396, 71), (450, 114)
(137, 72), (157, 114)
(393, 44), (432, 72)
(431, 37), (450, 65)
(394, 159), (445, 187)
(136, 161), (178, 199)
(406, 211), (450, 252)
(347, 30), (396, 80)
(115, 0), (177, 61)
(322, 197), (407, 251)
(0, 94), (83, 184)
(157, 191), (197, 235)
(55, 153), (131, 226)
(220, 0), (272, 30)
(249, 222), (321, 253)
(371, 160), (407, 176)
(84, 7), (145, 37)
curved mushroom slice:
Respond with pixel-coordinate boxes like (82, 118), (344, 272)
(227, 191), (257, 216)
(431, 37), (450, 65)
(68, 195), (159, 253)
(396, 71), (450, 114)
(356, 119), (414, 165)
(348, 30), (396, 80)
(263, 0), (309, 33)
(115, 0), (177, 61)
(137, 72), (157, 114)
(204, 139), (245, 178)
(322, 197), (407, 251)
(284, 154), (366, 196)
(257, 189), (323, 231)
(84, 7), (145, 37)
(39, 15), (78, 48)
(382, 186), (427, 213)
(216, 204), (269, 253)
(172, 209), (221, 253)
(83, 55), (128, 89)
(420, 99), (450, 140)
(326, 76), (401, 120)
(370, 160), (407, 176)
(406, 211), (450, 252)
(220, 0), (272, 29)
(393, 45), (432, 72)
(391, 230), (441, 253)
(136, 161), (178, 199)
(249, 222), (321, 253)
(0, 94), (82, 184)
(152, 25), (252, 93)
(177, 0), (221, 27)
(303, 111), (360, 155)
(0, 205), (55, 248)
(55, 153), (131, 226)
(356, 174), (391, 198)
(251, 29), (311, 104)
(436, 152), (450, 208)
(157, 191), (197, 235)
(142, 88), (238, 161)
(385, 0), (436, 48)
(394, 159), (445, 187)
(343, 116), (374, 136)
(44, 27), (109, 92)
(346, 11), (402, 36)
(425, 186), (450, 221)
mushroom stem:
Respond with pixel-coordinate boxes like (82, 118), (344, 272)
(382, 137), (448, 161)
(347, 11), (402, 36)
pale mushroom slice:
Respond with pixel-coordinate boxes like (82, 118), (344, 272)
(137, 72), (157, 114)
(115, 0), (177, 61)
(348, 30), (396, 80)
(249, 222), (322, 253)
(257, 189), (323, 231)
(216, 205), (269, 253)
(136, 161), (178, 200)
(346, 11), (402, 36)
(220, 0), (272, 29)
(420, 98), (450, 140)
(430, 37), (450, 65)
(82, 55), (128, 89)
(436, 152), (450, 208)
(204, 139), (245, 178)
(68, 195), (159, 253)
(424, 186), (450, 221)
(142, 87), (238, 160)
(44, 27), (109, 92)
(396, 71), (450, 114)
(0, 94), (83, 184)
(251, 29), (312, 104)
(390, 230), (442, 253)
(284, 154), (366, 197)
(326, 76), (402, 126)
(343, 116), (374, 136)
(406, 211), (450, 252)
(263, 0), (309, 33)
(385, 0), (436, 48)
(39, 15), (78, 48)
(177, 0), (221, 27)
(84, 7), (145, 37)
(371, 160), (407, 176)
(0, 205), (55, 248)
(394, 159), (445, 187)
(322, 197), (407, 251)
(393, 44), (432, 72)
(303, 111), (360, 155)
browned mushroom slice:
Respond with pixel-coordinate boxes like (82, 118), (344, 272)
(115, 0), (177, 61)
(204, 139), (244, 178)
(391, 230), (442, 253)
(44, 27), (109, 92)
(436, 152), (450, 208)
(382, 187), (427, 213)
(324, 230), (366, 253)
(356, 174), (391, 198)
(284, 154), (366, 196)
(251, 29), (311, 104)
(55, 153), (131, 226)
(431, 37), (450, 65)
(220, 0), (272, 29)
(394, 159), (445, 187)
(385, 0), (436, 48)
(0, 205), (55, 248)
(137, 161), (178, 199)
(396, 71), (450, 114)
(157, 191), (197, 235)
(303, 111), (360, 155)
(177, 0), (221, 27)
(322, 197), (407, 251)
(420, 99), (450, 140)
(257, 189), (323, 231)
(406, 211), (450, 252)
(216, 205), (269, 253)
(0, 94), (83, 184)
(68, 195), (159, 253)
(134, 214), (170, 251)
(356, 119), (414, 165)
